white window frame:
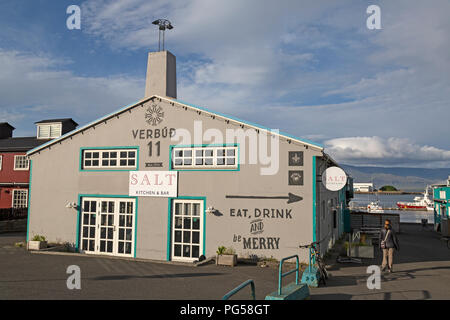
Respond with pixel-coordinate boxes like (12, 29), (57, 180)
(80, 197), (136, 257)
(0, 155), (2, 171)
(172, 146), (238, 170)
(14, 155), (29, 171)
(82, 148), (138, 170)
(37, 123), (62, 139)
(171, 199), (204, 262)
(12, 189), (28, 208)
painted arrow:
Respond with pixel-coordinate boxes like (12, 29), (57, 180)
(226, 193), (303, 204)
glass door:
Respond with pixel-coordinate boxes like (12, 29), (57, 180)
(99, 200), (115, 254)
(117, 200), (134, 256)
(81, 199), (97, 253)
(80, 197), (136, 257)
(172, 199), (203, 262)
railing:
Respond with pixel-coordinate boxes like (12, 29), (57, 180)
(222, 279), (256, 300)
(0, 208), (28, 221)
(278, 255), (300, 295)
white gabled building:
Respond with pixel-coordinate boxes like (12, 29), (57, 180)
(26, 50), (350, 263)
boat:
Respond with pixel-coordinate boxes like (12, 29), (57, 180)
(396, 186), (434, 211)
(367, 201), (384, 213)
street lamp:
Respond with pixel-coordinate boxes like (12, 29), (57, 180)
(152, 19), (174, 51)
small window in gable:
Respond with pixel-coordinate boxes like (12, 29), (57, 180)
(37, 123), (62, 139)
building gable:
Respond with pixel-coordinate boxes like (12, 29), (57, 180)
(27, 95), (323, 157)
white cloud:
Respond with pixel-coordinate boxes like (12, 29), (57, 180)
(0, 49), (143, 135)
(76, 0), (450, 155)
(325, 136), (450, 168)
(2, 0), (449, 169)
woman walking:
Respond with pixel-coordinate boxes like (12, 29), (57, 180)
(379, 219), (400, 273)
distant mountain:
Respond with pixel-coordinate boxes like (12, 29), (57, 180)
(341, 165), (450, 191)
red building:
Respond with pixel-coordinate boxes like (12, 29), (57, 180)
(0, 119), (77, 211)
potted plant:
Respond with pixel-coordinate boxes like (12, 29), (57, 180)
(216, 246), (237, 267)
(28, 235), (47, 250)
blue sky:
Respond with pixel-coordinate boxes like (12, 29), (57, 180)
(0, 0), (449, 168)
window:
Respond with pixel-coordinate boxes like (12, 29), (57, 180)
(14, 155), (29, 170)
(0, 155), (2, 170)
(37, 123), (62, 139)
(12, 189), (28, 208)
(172, 199), (203, 261)
(80, 197), (136, 256)
(82, 148), (137, 170)
(172, 146), (238, 169)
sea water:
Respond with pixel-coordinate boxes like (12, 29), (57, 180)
(349, 193), (435, 224)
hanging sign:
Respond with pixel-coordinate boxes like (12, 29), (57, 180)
(129, 171), (178, 197)
(322, 166), (347, 191)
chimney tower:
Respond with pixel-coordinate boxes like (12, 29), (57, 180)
(145, 50), (177, 99)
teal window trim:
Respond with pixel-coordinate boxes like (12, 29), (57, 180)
(312, 156), (316, 243)
(169, 143), (240, 172)
(76, 194), (138, 255)
(26, 160), (33, 242)
(166, 196), (207, 261)
(167, 199), (172, 261)
(79, 146), (140, 172)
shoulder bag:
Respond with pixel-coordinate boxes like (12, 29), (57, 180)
(380, 230), (390, 249)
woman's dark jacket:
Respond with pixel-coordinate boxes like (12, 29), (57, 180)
(379, 226), (400, 250)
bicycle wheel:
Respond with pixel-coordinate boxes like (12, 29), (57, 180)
(317, 259), (329, 279)
(322, 266), (329, 280)
(319, 268), (327, 285)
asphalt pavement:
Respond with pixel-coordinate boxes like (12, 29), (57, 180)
(309, 223), (450, 299)
(1, 223), (450, 300)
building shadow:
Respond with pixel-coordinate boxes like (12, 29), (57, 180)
(93, 272), (226, 281)
(354, 289), (431, 300)
(312, 289), (431, 300)
(331, 224), (450, 271)
(316, 275), (358, 288)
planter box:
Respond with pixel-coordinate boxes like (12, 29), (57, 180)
(28, 241), (48, 251)
(347, 245), (374, 259)
(216, 254), (237, 267)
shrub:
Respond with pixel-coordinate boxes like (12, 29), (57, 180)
(380, 185), (398, 191)
(216, 246), (236, 255)
(216, 246), (226, 255)
(32, 235), (46, 242)
(224, 247), (236, 255)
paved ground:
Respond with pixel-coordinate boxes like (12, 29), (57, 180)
(0, 233), (280, 299)
(1, 224), (450, 300)
(309, 223), (450, 299)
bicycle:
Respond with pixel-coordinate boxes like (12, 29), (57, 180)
(299, 241), (328, 286)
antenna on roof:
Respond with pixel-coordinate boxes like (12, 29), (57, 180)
(152, 19), (174, 51)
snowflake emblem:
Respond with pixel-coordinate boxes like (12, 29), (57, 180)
(145, 104), (164, 126)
